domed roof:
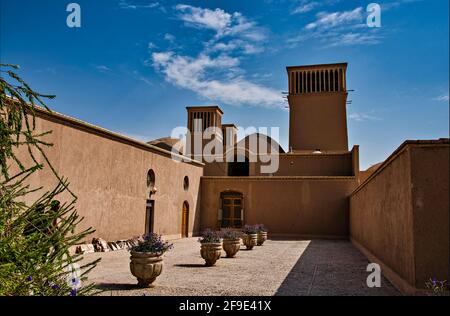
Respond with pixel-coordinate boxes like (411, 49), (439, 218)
(147, 137), (184, 154)
(234, 133), (285, 154)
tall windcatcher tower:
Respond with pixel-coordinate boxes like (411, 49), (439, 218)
(287, 63), (349, 152)
(186, 106), (223, 161)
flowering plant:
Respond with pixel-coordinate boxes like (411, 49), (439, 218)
(220, 228), (242, 240)
(131, 233), (173, 255)
(242, 225), (258, 235)
(255, 224), (268, 233)
(425, 277), (448, 296)
(198, 229), (221, 244)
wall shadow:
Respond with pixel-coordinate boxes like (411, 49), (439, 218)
(275, 239), (400, 296)
(193, 182), (202, 236)
(95, 283), (142, 291)
(174, 263), (207, 268)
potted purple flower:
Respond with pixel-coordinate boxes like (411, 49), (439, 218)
(241, 225), (258, 250)
(198, 229), (222, 266)
(256, 224), (268, 246)
(425, 277), (448, 296)
(220, 229), (242, 258)
(129, 233), (173, 287)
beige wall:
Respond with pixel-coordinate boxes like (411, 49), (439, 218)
(201, 176), (357, 238)
(203, 161), (227, 176)
(350, 140), (449, 294)
(204, 146), (358, 177)
(256, 152), (353, 176)
(288, 93), (349, 151)
(409, 145), (449, 289)
(14, 110), (204, 241)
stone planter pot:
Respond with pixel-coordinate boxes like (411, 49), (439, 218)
(257, 232), (268, 246)
(242, 234), (258, 250)
(129, 251), (163, 287)
(200, 242), (222, 266)
(222, 238), (241, 258)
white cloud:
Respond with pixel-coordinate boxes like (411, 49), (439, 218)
(328, 32), (382, 47)
(175, 4), (232, 33)
(119, 1), (159, 10)
(206, 39), (264, 55)
(174, 4), (267, 41)
(305, 7), (364, 30)
(433, 95), (449, 102)
(252, 73), (273, 79)
(148, 5), (280, 108)
(381, 0), (422, 11)
(288, 6), (382, 48)
(94, 65), (112, 73)
(164, 33), (176, 43)
(291, 1), (320, 15)
(151, 52), (282, 108)
(152, 52), (174, 65)
(349, 112), (381, 122)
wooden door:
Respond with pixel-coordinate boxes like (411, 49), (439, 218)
(221, 193), (243, 228)
(181, 202), (189, 238)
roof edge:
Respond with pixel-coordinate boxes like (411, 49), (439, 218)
(18, 102), (205, 167)
(286, 62), (348, 72)
(351, 138), (449, 196)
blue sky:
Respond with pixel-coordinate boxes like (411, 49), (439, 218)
(1, 0), (448, 169)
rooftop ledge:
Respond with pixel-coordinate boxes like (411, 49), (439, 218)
(351, 138), (449, 196)
(286, 62), (348, 71)
(20, 103), (205, 167)
(201, 176), (356, 181)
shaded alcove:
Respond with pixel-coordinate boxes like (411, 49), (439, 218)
(227, 157), (249, 176)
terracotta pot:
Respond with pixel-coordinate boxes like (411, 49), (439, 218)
(257, 232), (268, 246)
(242, 234), (258, 250)
(200, 242), (222, 266)
(129, 251), (163, 287)
(222, 238), (241, 258)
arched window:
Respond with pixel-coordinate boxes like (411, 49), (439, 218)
(219, 191), (243, 228)
(183, 176), (189, 191)
(147, 169), (155, 189)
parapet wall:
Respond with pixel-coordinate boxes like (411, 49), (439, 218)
(349, 139), (449, 295)
(204, 146), (359, 177)
(257, 152), (353, 176)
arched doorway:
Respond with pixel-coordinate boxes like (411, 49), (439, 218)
(219, 192), (244, 228)
(181, 201), (189, 238)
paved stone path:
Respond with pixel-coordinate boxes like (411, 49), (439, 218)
(80, 238), (400, 296)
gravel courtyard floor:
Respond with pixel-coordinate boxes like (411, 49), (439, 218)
(81, 238), (400, 296)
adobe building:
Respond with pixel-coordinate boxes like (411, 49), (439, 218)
(198, 63), (358, 238)
(12, 63), (449, 295)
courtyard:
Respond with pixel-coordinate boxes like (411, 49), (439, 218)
(81, 238), (400, 296)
